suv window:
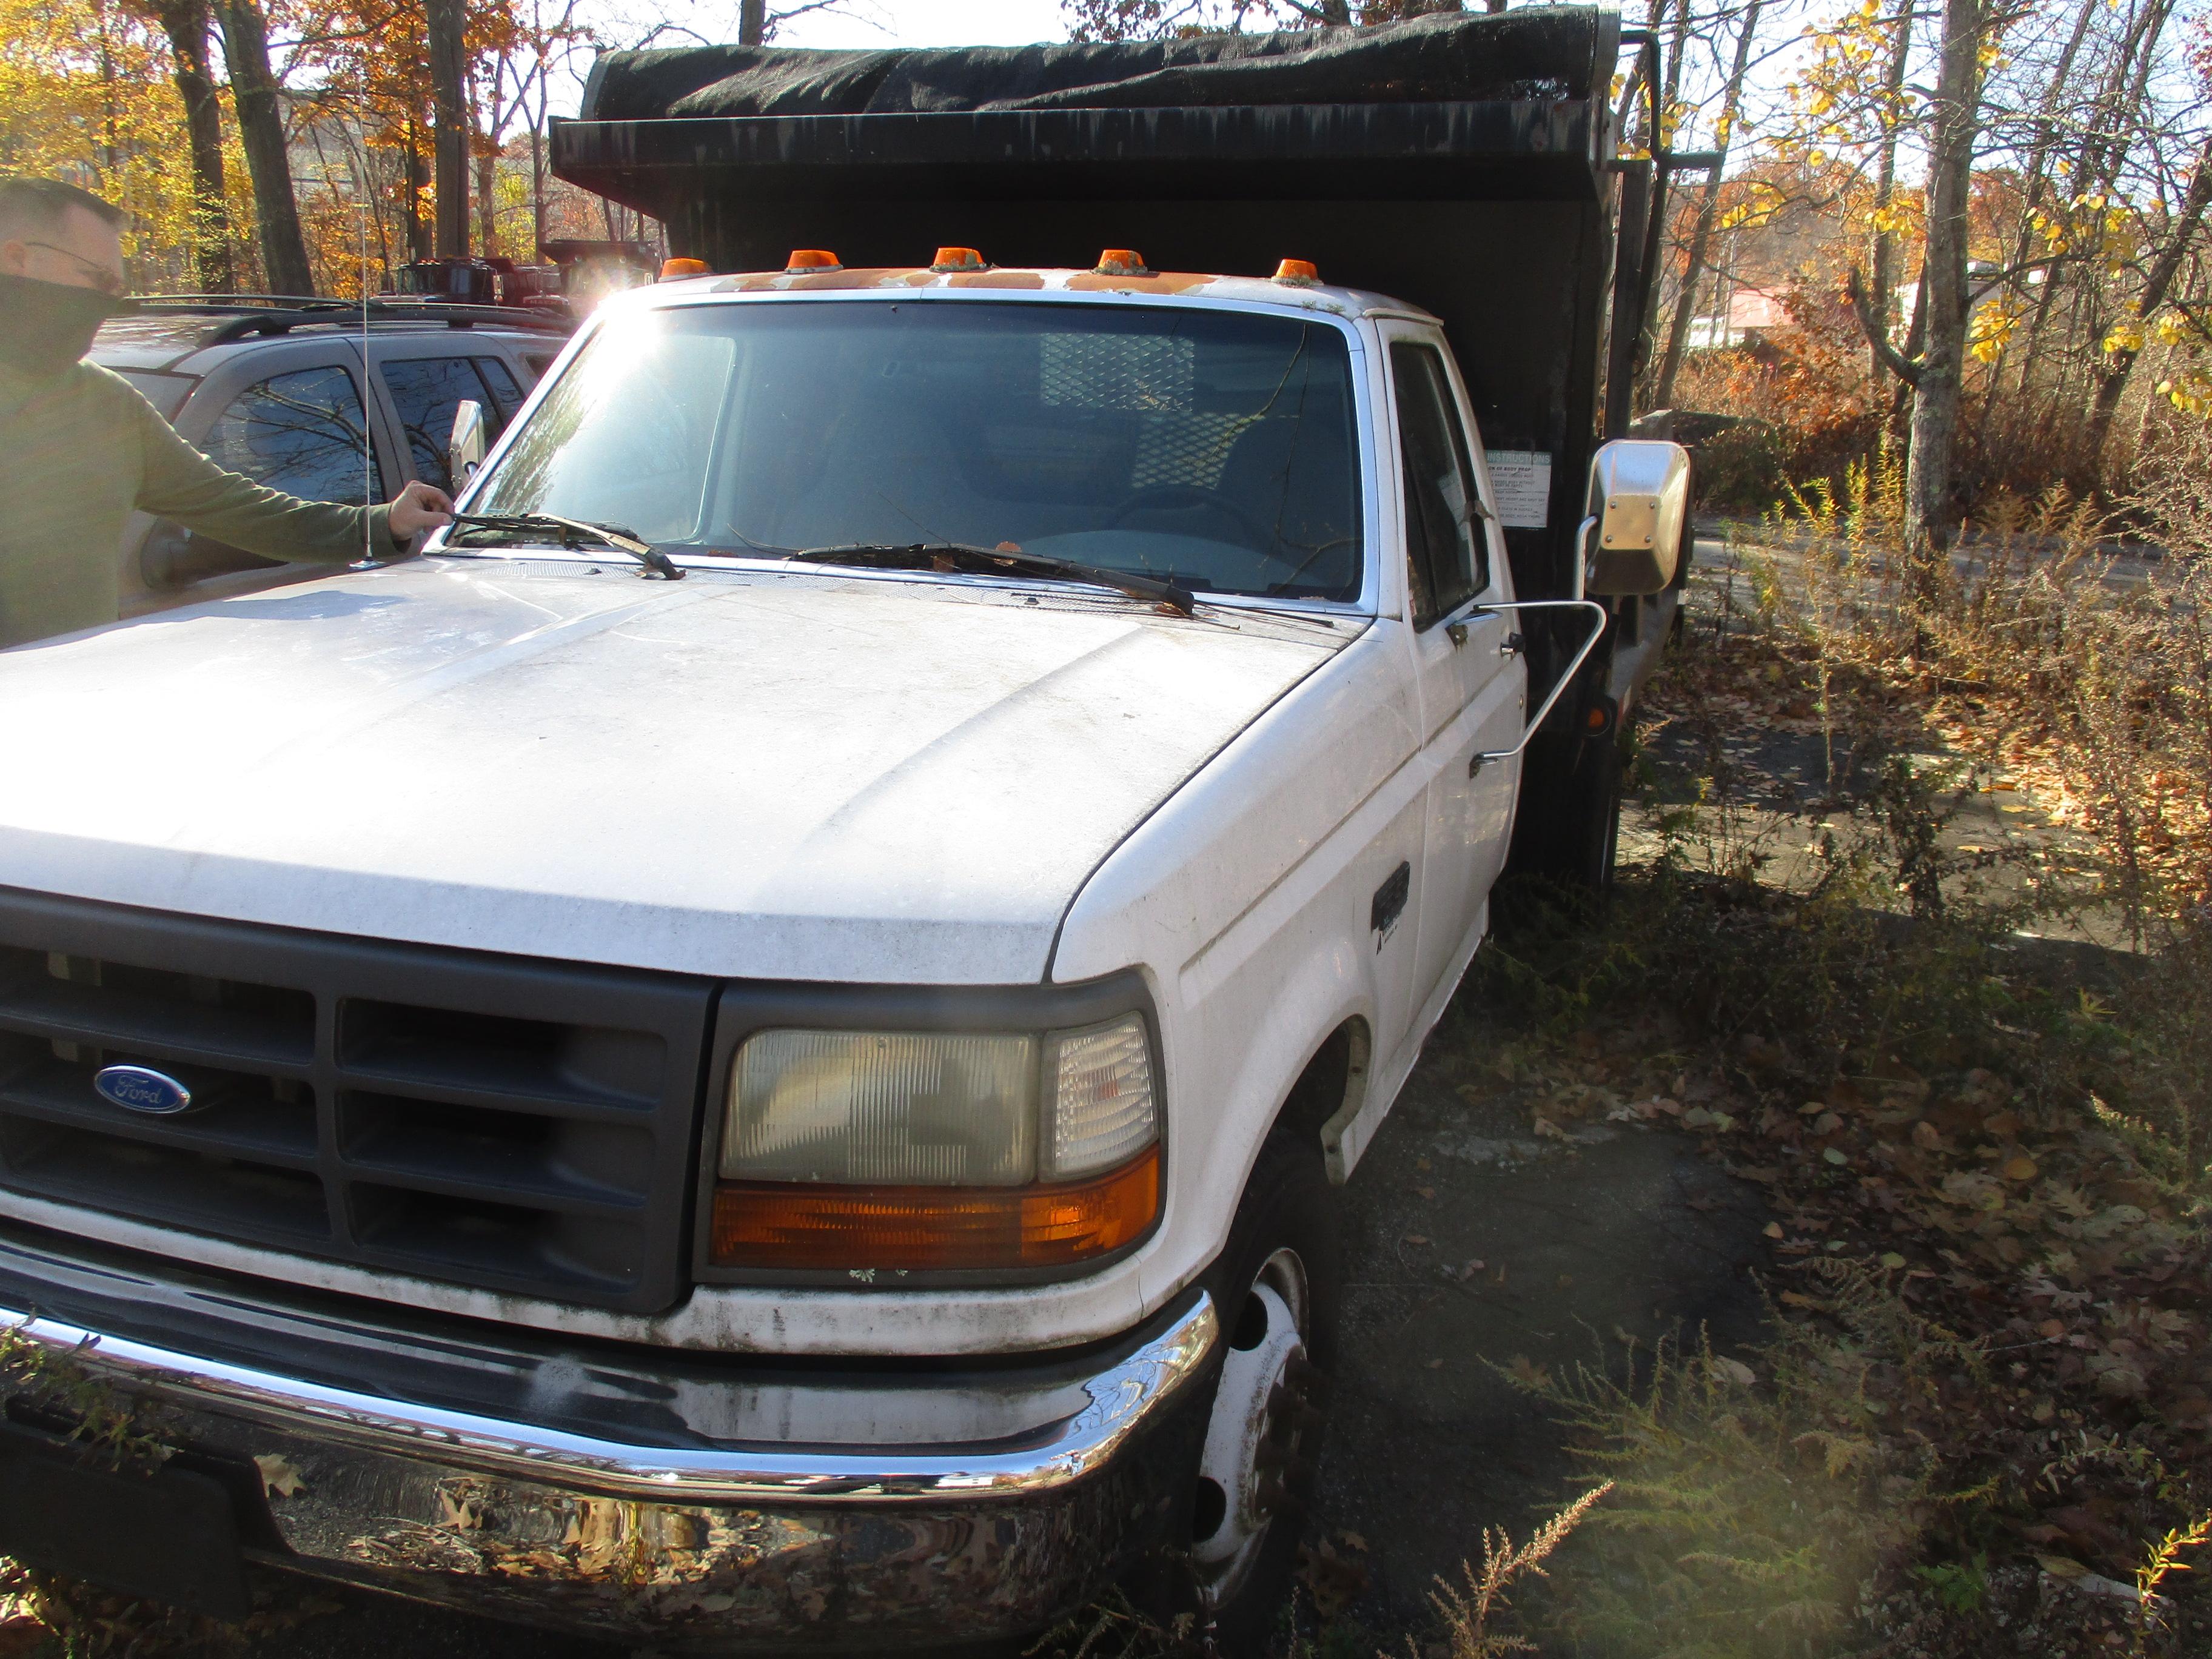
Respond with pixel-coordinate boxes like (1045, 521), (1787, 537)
(204, 366), (383, 503)
(475, 356), (525, 417)
(381, 356), (506, 492)
(1391, 342), (1486, 628)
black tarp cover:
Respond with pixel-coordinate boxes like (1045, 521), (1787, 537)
(579, 10), (1597, 124)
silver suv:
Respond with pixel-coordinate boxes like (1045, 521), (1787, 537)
(90, 298), (571, 615)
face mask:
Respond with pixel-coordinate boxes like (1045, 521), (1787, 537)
(0, 272), (136, 380)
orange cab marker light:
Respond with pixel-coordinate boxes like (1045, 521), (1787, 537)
(786, 249), (841, 272)
(1273, 258), (1320, 286)
(931, 246), (987, 272)
(659, 257), (711, 281)
(711, 1145), (1159, 1272)
(1094, 248), (1150, 276)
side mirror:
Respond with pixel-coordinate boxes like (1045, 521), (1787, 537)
(448, 398), (488, 489)
(1583, 438), (1691, 595)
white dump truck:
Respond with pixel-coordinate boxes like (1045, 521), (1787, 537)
(0, 8), (1697, 1651)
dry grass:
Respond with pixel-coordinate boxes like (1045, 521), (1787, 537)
(1460, 458), (2212, 1658)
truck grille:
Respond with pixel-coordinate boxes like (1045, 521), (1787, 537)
(0, 890), (713, 1313)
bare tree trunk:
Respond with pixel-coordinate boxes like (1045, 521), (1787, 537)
(1905, 0), (1988, 565)
(1866, 0), (1912, 395)
(1889, 266), (1926, 444)
(213, 0), (313, 296)
(1659, 0), (1688, 133)
(2002, 0), (2097, 404)
(472, 73), (498, 257)
(139, 0), (234, 292)
(427, 0), (469, 258)
(2085, 129), (2212, 464)
(530, 98), (546, 258)
(405, 124), (434, 262)
(1652, 0), (1763, 409)
(2080, 0), (2177, 201)
(740, 0), (766, 45)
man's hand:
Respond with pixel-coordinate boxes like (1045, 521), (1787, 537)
(389, 480), (455, 543)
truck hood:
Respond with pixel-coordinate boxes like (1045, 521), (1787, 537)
(0, 560), (1341, 982)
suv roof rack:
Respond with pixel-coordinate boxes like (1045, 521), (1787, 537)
(135, 295), (575, 343)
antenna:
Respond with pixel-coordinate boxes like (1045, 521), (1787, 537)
(360, 162), (372, 566)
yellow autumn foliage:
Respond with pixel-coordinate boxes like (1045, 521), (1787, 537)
(0, 0), (244, 288)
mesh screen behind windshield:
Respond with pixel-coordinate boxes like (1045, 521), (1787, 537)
(478, 300), (1365, 603)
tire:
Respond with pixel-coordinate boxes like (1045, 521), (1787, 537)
(1563, 728), (1624, 903)
(1186, 1131), (1344, 1655)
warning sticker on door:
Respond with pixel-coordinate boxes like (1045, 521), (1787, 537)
(1484, 451), (1553, 528)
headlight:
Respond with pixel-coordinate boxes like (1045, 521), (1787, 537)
(724, 1031), (1039, 1185)
(709, 1013), (1160, 1273)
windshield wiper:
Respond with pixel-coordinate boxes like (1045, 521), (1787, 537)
(445, 513), (685, 581)
(788, 543), (1193, 616)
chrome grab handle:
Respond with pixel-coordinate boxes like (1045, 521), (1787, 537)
(1467, 597), (1610, 774)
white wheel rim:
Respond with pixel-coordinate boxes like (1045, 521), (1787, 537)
(1193, 1247), (1312, 1609)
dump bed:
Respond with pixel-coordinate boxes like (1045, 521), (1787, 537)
(549, 7), (1661, 610)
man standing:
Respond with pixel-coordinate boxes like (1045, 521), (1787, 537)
(0, 177), (454, 649)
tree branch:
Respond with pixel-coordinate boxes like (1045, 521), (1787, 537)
(1847, 265), (1923, 387)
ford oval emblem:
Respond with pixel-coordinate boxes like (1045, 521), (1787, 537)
(93, 1064), (193, 1116)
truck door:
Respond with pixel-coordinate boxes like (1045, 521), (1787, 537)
(1381, 327), (1525, 1011)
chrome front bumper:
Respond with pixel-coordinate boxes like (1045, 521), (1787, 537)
(0, 1248), (1217, 1650)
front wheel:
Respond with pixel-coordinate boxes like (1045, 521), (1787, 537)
(1187, 1133), (1342, 1652)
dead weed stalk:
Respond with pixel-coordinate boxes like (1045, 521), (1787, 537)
(1412, 1483), (1612, 1659)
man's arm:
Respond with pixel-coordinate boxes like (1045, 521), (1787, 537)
(128, 385), (449, 563)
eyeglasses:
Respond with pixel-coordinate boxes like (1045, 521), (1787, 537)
(23, 241), (127, 297)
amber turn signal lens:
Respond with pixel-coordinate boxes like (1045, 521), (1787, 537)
(1273, 258), (1319, 285)
(786, 249), (841, 270)
(659, 257), (711, 280)
(931, 246), (987, 272)
(711, 1145), (1159, 1272)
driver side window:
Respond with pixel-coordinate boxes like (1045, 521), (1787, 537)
(1392, 342), (1487, 629)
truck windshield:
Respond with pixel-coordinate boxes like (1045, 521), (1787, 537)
(469, 300), (1366, 604)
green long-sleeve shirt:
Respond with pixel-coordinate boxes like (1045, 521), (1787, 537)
(0, 358), (396, 650)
